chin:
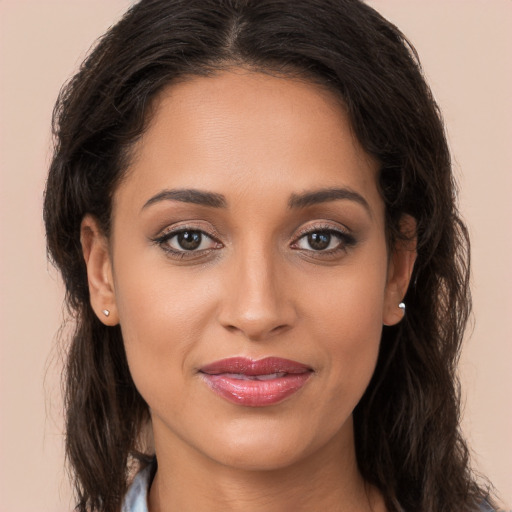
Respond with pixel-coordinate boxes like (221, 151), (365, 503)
(211, 441), (309, 472)
(194, 415), (349, 473)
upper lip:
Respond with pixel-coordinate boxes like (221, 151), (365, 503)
(199, 357), (312, 376)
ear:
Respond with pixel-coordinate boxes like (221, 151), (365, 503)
(80, 214), (119, 325)
(383, 214), (417, 326)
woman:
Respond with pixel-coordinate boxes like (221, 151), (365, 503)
(43, 0), (496, 510)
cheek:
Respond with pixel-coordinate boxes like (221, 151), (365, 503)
(111, 252), (218, 407)
(303, 251), (388, 342)
(302, 253), (388, 396)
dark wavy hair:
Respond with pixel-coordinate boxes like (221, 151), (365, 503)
(43, 0), (493, 511)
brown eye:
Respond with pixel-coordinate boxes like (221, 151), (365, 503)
(307, 232), (331, 250)
(296, 230), (342, 251)
(157, 229), (219, 253)
(176, 231), (202, 250)
(292, 225), (357, 255)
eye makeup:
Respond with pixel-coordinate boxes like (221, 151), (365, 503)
(150, 221), (224, 260)
(150, 217), (358, 264)
(290, 221), (357, 261)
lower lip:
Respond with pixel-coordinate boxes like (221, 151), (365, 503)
(201, 373), (312, 407)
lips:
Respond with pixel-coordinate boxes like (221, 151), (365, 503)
(199, 357), (313, 407)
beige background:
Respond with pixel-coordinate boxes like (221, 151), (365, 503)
(0, 1), (510, 510)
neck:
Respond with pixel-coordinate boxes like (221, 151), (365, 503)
(148, 420), (386, 512)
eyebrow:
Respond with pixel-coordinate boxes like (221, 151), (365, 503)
(141, 186), (370, 214)
(288, 187), (371, 214)
(142, 188), (227, 210)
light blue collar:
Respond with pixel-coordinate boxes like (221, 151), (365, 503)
(121, 463), (153, 512)
(121, 462), (494, 512)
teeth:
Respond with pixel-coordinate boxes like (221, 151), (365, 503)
(222, 372), (286, 380)
(223, 373), (247, 380)
(255, 372), (286, 380)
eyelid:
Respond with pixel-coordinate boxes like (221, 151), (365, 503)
(150, 219), (356, 261)
(292, 220), (352, 240)
(290, 221), (357, 253)
(151, 221), (223, 258)
(152, 220), (221, 241)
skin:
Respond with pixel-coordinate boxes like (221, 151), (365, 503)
(81, 70), (416, 511)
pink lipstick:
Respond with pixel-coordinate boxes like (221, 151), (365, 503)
(199, 357), (313, 407)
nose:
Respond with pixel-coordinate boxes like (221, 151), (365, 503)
(217, 247), (297, 341)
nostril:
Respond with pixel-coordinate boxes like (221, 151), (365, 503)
(269, 324), (290, 335)
(221, 320), (292, 342)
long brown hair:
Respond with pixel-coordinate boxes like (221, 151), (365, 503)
(44, 0), (493, 510)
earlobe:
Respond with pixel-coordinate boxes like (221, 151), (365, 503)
(80, 214), (119, 325)
(383, 214), (417, 326)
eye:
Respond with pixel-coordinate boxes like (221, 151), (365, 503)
(167, 230), (212, 251)
(292, 225), (356, 254)
(153, 228), (221, 255)
(295, 230), (342, 251)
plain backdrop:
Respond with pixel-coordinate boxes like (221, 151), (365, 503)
(0, 1), (510, 510)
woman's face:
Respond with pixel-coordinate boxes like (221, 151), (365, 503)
(84, 70), (413, 471)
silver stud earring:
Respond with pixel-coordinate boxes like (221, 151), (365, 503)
(398, 302), (406, 312)
(102, 309), (110, 317)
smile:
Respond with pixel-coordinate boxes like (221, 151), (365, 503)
(199, 357), (313, 407)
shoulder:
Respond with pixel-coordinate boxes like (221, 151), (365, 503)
(121, 463), (154, 512)
(479, 501), (496, 512)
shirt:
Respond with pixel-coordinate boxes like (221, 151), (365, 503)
(122, 464), (153, 512)
(121, 464), (495, 512)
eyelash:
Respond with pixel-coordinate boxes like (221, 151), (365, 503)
(152, 223), (356, 260)
(152, 226), (222, 259)
(291, 223), (356, 256)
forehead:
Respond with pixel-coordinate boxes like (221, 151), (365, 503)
(116, 70), (380, 210)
